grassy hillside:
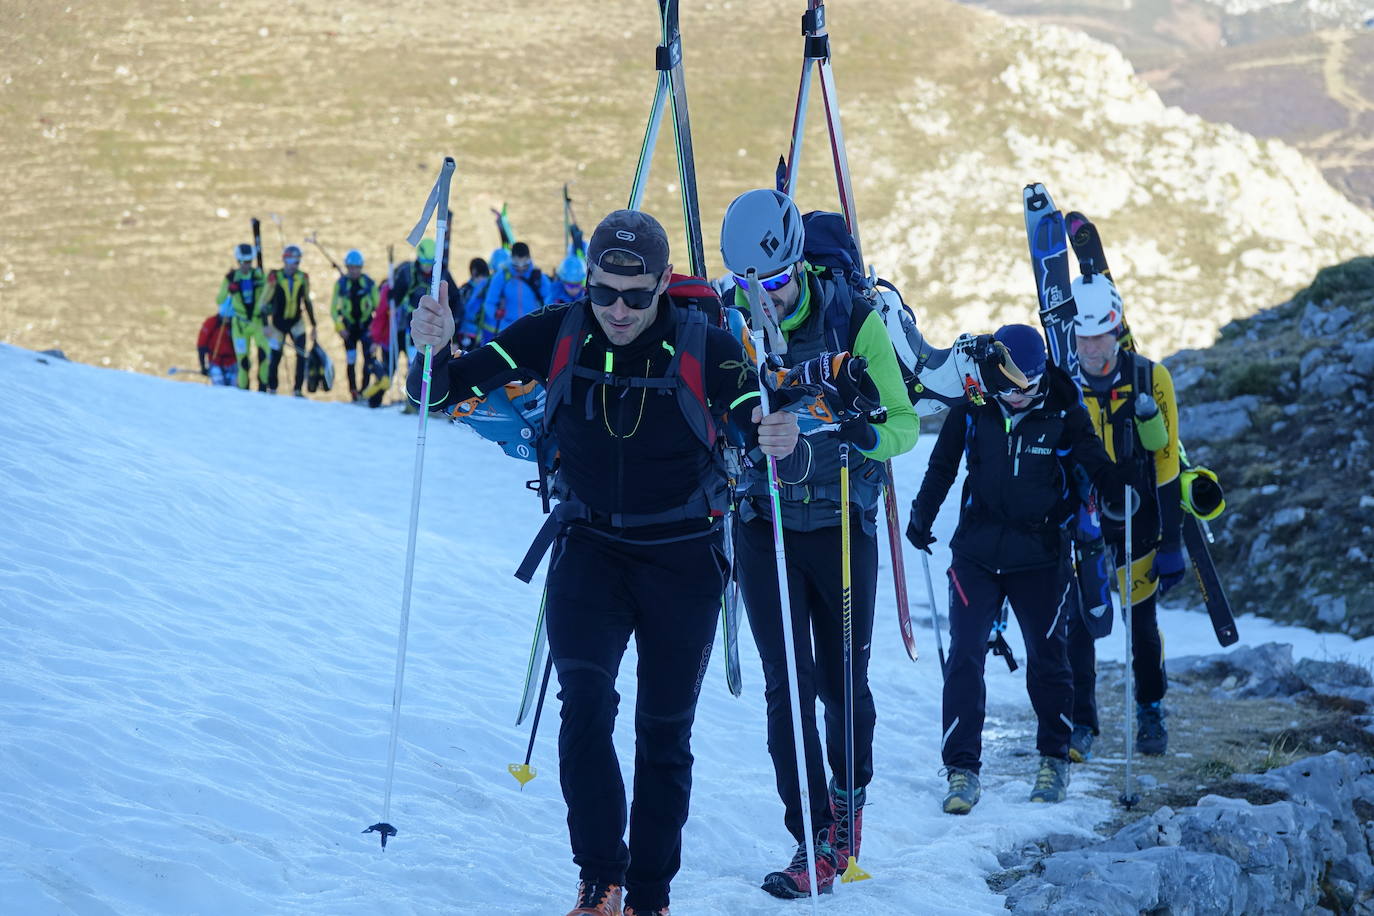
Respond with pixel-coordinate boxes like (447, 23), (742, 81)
(3, 0), (1373, 397)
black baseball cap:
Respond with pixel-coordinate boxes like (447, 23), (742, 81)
(586, 210), (670, 277)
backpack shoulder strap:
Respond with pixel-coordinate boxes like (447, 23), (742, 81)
(542, 304), (589, 434)
(669, 307), (717, 449)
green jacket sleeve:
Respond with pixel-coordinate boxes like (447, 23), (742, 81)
(852, 309), (920, 461)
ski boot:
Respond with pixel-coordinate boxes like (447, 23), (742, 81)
(1137, 701), (1168, 755)
(761, 829), (840, 898)
(1029, 756), (1070, 803)
(566, 880), (622, 916)
(1068, 724), (1095, 763)
(941, 766), (981, 815)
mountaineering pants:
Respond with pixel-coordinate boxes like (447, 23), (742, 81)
(208, 365), (236, 386)
(267, 316), (309, 393)
(231, 316), (271, 390)
(1067, 539), (1168, 732)
(340, 325), (371, 394)
(941, 557), (1074, 773)
(545, 527), (725, 913)
(735, 516), (878, 845)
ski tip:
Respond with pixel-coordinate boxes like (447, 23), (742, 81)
(1023, 182), (1053, 214)
(840, 857), (872, 883)
(508, 763), (538, 787)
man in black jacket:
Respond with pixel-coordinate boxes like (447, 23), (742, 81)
(407, 210), (801, 916)
(906, 325), (1121, 815)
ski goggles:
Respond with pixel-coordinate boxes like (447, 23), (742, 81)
(995, 373), (1043, 398)
(587, 282), (657, 310)
(283, 256), (301, 266)
(563, 281), (586, 296)
(732, 267), (794, 293)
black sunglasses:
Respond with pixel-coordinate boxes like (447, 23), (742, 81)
(587, 283), (657, 311)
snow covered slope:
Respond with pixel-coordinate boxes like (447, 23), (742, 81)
(3, 344), (1372, 914)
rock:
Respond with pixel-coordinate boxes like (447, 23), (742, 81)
(1309, 366), (1360, 398)
(1300, 302), (1355, 336)
(1271, 507), (1307, 528)
(1300, 346), (1328, 378)
(1312, 594), (1348, 626)
(1360, 495), (1374, 509)
(1348, 341), (1374, 378)
(1171, 643), (1307, 698)
(1295, 657), (1373, 690)
(1180, 396), (1260, 443)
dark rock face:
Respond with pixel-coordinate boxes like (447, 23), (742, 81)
(1162, 258), (1374, 638)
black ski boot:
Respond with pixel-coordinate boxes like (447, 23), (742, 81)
(1137, 701), (1168, 755)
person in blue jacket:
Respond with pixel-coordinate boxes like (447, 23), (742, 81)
(472, 241), (550, 345)
(547, 255), (587, 305)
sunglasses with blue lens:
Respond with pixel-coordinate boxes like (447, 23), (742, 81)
(587, 283), (657, 310)
(733, 268), (794, 293)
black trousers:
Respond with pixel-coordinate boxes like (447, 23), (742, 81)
(1067, 581), (1167, 733)
(735, 516), (878, 845)
(545, 528), (724, 913)
(941, 557), (1074, 773)
(267, 324), (308, 393)
(342, 326), (371, 392)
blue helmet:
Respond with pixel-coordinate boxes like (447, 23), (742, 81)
(992, 324), (1047, 391)
(558, 255), (587, 285)
(489, 248), (512, 273)
(344, 249), (365, 267)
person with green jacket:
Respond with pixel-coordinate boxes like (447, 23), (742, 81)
(719, 189), (920, 899)
(217, 243), (271, 391)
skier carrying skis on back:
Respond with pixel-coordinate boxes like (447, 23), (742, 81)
(218, 243), (272, 391)
(263, 244), (317, 397)
(718, 189), (919, 898)
(1066, 275), (1184, 760)
(907, 325), (1127, 814)
(330, 249), (378, 401)
(406, 210), (802, 916)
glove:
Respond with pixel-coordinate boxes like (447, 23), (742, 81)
(1154, 546), (1187, 595)
(781, 352), (880, 418)
(836, 413), (878, 450)
(905, 515), (936, 554)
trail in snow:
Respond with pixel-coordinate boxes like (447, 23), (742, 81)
(2, 343), (1370, 915)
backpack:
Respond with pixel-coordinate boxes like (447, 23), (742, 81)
(800, 211), (922, 385)
(448, 278), (731, 582)
(306, 342), (334, 393)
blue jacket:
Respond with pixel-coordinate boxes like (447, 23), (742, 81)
(474, 265), (550, 344)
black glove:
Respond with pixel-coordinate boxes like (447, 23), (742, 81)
(199, 366), (209, 377)
(905, 515), (936, 554)
(781, 352), (880, 418)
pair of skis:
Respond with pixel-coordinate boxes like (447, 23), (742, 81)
(781, 1), (917, 667)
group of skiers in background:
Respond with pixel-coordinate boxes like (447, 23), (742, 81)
(198, 212), (590, 406)
(392, 185), (1201, 916)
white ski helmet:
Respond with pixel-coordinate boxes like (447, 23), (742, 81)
(1072, 274), (1124, 336)
(719, 189), (804, 279)
(234, 243), (256, 263)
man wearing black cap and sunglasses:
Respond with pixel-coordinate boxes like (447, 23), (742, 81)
(406, 209), (802, 916)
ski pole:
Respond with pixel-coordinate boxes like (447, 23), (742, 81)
(364, 156), (456, 851)
(920, 551), (946, 677)
(269, 212), (286, 251)
(1119, 368), (1139, 808)
(744, 269), (820, 913)
(837, 443), (870, 884)
(509, 655), (553, 788)
(304, 232), (345, 276)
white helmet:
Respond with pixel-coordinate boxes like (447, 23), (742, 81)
(1072, 274), (1123, 336)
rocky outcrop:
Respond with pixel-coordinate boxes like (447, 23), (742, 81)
(1163, 257), (1374, 638)
(1001, 752), (1374, 914)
